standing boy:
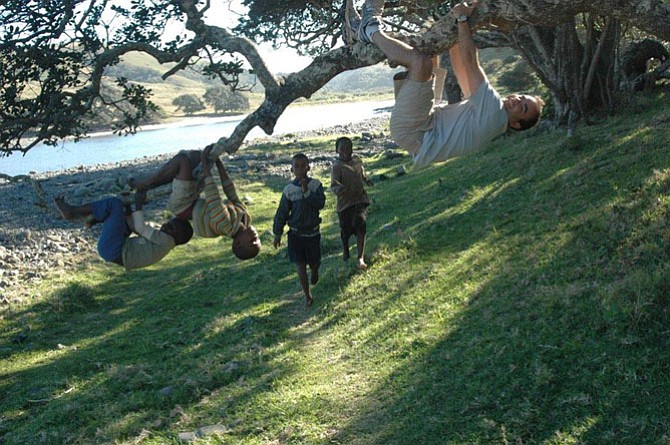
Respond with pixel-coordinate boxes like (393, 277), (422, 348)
(54, 190), (193, 270)
(273, 153), (326, 307)
(330, 136), (373, 270)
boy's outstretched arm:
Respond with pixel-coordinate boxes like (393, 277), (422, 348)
(202, 144), (242, 205)
(200, 145), (240, 236)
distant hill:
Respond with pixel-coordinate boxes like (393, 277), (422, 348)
(97, 48), (540, 125)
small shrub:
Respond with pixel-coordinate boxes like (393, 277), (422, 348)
(50, 283), (96, 313)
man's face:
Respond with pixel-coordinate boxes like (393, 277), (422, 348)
(504, 94), (540, 129)
(291, 158), (310, 180)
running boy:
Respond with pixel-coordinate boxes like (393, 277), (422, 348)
(273, 153), (326, 307)
(330, 136), (373, 270)
(128, 144), (260, 260)
(54, 190), (193, 270)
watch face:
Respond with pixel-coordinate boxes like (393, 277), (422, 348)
(458, 14), (468, 22)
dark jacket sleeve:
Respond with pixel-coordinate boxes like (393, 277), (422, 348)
(306, 180), (326, 210)
(272, 191), (291, 238)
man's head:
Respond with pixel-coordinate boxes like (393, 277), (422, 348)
(504, 94), (545, 131)
(161, 218), (194, 245)
(232, 225), (261, 260)
(291, 153), (310, 180)
(335, 137), (353, 161)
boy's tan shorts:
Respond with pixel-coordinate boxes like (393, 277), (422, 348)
(390, 79), (435, 154)
(168, 178), (199, 216)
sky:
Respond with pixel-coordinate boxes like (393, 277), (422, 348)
(102, 0), (313, 73)
(202, 0), (313, 73)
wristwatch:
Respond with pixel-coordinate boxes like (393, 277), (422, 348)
(456, 14), (468, 23)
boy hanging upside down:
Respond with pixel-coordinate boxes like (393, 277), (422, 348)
(54, 190), (193, 270)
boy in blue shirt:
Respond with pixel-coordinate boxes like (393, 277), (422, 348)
(273, 153), (326, 307)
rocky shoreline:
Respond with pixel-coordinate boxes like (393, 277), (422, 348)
(0, 117), (397, 307)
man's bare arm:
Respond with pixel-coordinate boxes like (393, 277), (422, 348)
(449, 2), (486, 98)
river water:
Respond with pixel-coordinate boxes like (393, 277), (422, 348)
(0, 99), (393, 176)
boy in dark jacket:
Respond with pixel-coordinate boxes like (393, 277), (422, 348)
(273, 153), (326, 307)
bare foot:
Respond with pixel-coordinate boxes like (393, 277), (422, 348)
(54, 196), (75, 220)
(310, 267), (319, 285)
(356, 258), (368, 270)
(305, 294), (314, 308)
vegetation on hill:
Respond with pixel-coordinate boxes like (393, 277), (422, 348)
(1, 88), (669, 444)
(93, 48), (541, 128)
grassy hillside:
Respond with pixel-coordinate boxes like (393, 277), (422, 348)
(2, 90), (669, 444)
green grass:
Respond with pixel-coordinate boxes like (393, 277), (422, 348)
(2, 90), (670, 444)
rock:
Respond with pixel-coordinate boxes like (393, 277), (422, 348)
(16, 230), (31, 241)
(178, 432), (197, 442)
(384, 149), (404, 160)
(178, 425), (229, 442)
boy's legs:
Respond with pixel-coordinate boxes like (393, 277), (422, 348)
(90, 197), (128, 265)
(295, 262), (313, 307)
(288, 231), (320, 307)
(129, 150), (201, 191)
(338, 210), (352, 261)
(56, 196), (127, 264)
(351, 204), (369, 269)
(305, 233), (321, 287)
(341, 232), (351, 261)
(356, 230), (367, 269)
(54, 196), (94, 220)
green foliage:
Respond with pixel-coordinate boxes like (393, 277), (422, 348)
(171, 94), (205, 115)
(236, 0), (338, 57)
(482, 48), (546, 96)
(322, 64), (400, 93)
(496, 55), (544, 93)
(203, 87), (250, 114)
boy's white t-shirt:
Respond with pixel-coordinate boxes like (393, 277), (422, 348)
(413, 80), (508, 170)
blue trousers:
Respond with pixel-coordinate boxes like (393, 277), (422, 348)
(91, 198), (129, 263)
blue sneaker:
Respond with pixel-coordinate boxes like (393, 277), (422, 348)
(357, 0), (383, 43)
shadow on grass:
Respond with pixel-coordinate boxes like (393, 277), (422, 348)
(3, 108), (670, 443)
(0, 231), (346, 442)
(320, 124), (670, 444)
